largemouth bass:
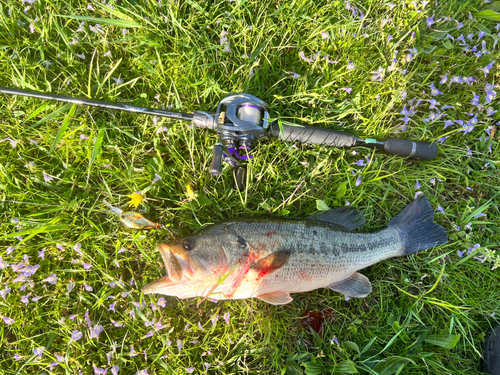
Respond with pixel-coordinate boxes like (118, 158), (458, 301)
(143, 196), (447, 305)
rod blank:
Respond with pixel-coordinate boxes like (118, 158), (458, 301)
(0, 86), (193, 122)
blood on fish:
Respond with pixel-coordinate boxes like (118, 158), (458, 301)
(226, 256), (253, 298)
(254, 258), (275, 281)
(255, 269), (269, 280)
(265, 231), (277, 237)
(225, 267), (249, 298)
(300, 270), (313, 281)
(243, 252), (257, 262)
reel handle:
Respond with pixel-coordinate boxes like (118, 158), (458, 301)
(209, 144), (223, 175)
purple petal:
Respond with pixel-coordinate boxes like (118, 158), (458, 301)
(93, 365), (107, 375)
(0, 258), (9, 270)
(2, 316), (15, 325)
(353, 160), (366, 166)
(153, 173), (162, 183)
(43, 274), (58, 284)
(156, 126), (168, 133)
(211, 314), (218, 326)
(0, 286), (11, 299)
(71, 330), (82, 341)
(33, 347), (45, 357)
(90, 324), (104, 339)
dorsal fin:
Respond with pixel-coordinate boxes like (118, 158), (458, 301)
(309, 206), (366, 231)
(251, 249), (291, 278)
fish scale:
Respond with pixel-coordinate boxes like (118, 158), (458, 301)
(143, 196), (448, 305)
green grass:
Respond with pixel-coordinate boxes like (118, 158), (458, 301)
(1, 0), (499, 374)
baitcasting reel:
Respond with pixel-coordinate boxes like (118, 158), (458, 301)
(205, 94), (269, 189)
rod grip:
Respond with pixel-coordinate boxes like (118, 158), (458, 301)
(383, 138), (438, 161)
(209, 144), (224, 175)
(269, 122), (358, 147)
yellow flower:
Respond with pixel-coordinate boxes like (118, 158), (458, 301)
(185, 184), (197, 201)
(127, 192), (143, 208)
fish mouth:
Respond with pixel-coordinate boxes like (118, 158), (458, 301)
(142, 275), (172, 295)
(156, 243), (197, 282)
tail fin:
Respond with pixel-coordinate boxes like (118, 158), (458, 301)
(388, 195), (448, 256)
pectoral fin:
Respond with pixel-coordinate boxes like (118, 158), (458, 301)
(256, 290), (293, 305)
(327, 272), (372, 298)
(251, 249), (291, 278)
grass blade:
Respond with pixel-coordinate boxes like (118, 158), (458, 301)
(31, 103), (72, 128)
(475, 9), (500, 21)
(52, 17), (76, 54)
(50, 104), (77, 154)
(372, 356), (415, 375)
(0, 224), (70, 240)
(92, 2), (137, 22)
(424, 334), (461, 349)
(90, 128), (105, 166)
(56, 15), (142, 28)
(23, 102), (49, 122)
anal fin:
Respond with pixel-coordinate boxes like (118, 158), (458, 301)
(256, 290), (293, 305)
(327, 272), (372, 298)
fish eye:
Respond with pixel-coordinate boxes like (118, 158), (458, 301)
(183, 239), (195, 251)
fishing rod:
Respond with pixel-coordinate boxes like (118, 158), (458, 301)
(0, 86), (438, 189)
